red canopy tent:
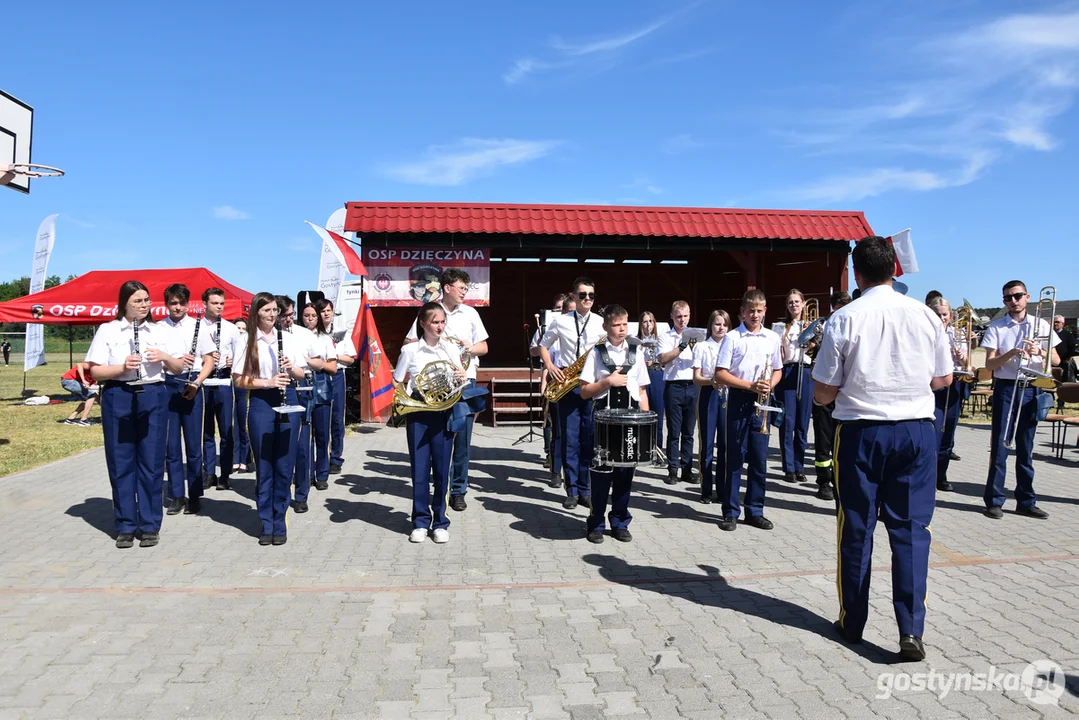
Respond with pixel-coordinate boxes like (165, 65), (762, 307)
(0, 268), (253, 325)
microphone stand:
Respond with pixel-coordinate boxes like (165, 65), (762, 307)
(514, 321), (540, 445)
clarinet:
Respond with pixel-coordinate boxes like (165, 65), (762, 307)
(214, 317), (224, 379)
(131, 319), (145, 392)
(277, 328), (288, 408)
(186, 312), (203, 383)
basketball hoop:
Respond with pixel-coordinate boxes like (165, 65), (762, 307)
(1, 163), (65, 185)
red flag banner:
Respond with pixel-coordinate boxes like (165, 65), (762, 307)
(351, 292), (394, 421)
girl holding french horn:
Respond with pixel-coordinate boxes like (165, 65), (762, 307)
(393, 302), (466, 544)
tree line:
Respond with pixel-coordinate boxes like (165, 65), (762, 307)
(0, 275), (96, 341)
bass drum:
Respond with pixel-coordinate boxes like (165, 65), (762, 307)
(593, 408), (658, 468)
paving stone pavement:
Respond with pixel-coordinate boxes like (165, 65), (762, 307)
(1, 420), (1078, 719)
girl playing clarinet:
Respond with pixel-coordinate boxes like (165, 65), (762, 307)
(87, 280), (185, 548)
(393, 302), (465, 544)
(233, 292), (308, 546)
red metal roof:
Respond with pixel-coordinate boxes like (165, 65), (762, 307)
(343, 202), (873, 241)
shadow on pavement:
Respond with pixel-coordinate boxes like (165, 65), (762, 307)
(65, 497), (115, 536)
(199, 497), (261, 537)
(582, 554), (904, 665)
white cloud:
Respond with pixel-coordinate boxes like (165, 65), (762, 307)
(504, 8), (696, 85)
(776, 9), (1079, 201)
(383, 138), (559, 186)
(213, 205), (251, 220)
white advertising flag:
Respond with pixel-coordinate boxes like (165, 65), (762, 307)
(24, 214), (57, 372)
(315, 208), (349, 309)
(888, 228), (919, 276)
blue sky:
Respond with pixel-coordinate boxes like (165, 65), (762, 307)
(2, 0), (1077, 308)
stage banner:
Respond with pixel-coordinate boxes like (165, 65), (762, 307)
(24, 214), (57, 372)
(364, 247), (490, 307)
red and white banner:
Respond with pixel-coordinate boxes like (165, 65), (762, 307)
(364, 247), (490, 307)
(887, 228), (919, 277)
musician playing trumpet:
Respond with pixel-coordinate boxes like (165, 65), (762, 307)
(713, 289), (782, 532)
(981, 281), (1060, 521)
(927, 297), (970, 493)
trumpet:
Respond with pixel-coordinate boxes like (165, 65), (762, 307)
(795, 299), (820, 401)
(753, 359), (781, 435)
(1002, 286), (1057, 449)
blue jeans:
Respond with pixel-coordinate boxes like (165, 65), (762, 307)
(663, 380), (697, 470)
(834, 419), (935, 639)
(450, 378), (476, 496)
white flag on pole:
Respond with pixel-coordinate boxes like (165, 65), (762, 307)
(24, 214), (57, 372)
(887, 228), (919, 276)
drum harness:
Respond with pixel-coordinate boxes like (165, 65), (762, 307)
(594, 342), (639, 411)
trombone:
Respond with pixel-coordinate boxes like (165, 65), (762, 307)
(1002, 286), (1057, 450)
(795, 298), (819, 402)
(950, 301), (977, 383)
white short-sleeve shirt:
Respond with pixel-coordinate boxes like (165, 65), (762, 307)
(657, 328), (698, 381)
(163, 314), (216, 375)
(981, 314), (1060, 381)
(405, 303), (489, 380)
(812, 284), (951, 421)
(332, 329), (358, 360)
(86, 318), (173, 384)
(394, 336), (464, 394)
(202, 317), (241, 385)
(771, 319), (813, 366)
(540, 311), (606, 367)
(232, 329), (309, 381)
(692, 337), (724, 376)
(580, 340), (651, 404)
(715, 324), (783, 382)
(303, 331), (337, 362)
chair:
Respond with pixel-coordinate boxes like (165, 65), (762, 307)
(966, 367), (994, 419)
(1045, 382), (1079, 459)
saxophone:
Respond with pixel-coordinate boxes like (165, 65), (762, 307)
(544, 340), (604, 403)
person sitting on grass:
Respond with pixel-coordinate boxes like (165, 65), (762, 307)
(61, 361), (98, 426)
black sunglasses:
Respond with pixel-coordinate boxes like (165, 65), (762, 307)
(1003, 292), (1026, 302)
(577, 292), (596, 300)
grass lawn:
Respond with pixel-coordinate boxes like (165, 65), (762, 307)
(0, 350), (103, 477)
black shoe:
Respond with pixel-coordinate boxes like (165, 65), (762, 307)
(292, 501), (309, 514)
(586, 529), (605, 544)
(949, 451), (961, 461)
(936, 480), (953, 492)
(272, 534), (287, 545)
(816, 485), (835, 501)
(449, 495), (467, 512)
(699, 494), (712, 504)
(562, 496), (579, 510)
(984, 506), (1004, 519)
(314, 480), (329, 491)
(329, 464), (343, 474)
(203, 474), (216, 490)
(166, 498), (185, 515)
(216, 478), (231, 491)
(115, 533), (135, 549)
(184, 498), (201, 514)
(259, 534), (272, 546)
(578, 495), (592, 510)
(899, 635), (926, 661)
(783, 472), (798, 483)
(1016, 505), (1049, 519)
(745, 515), (774, 530)
(833, 620), (863, 645)
(681, 468), (695, 484)
(548, 472), (562, 488)
(664, 471), (679, 486)
(718, 517), (738, 532)
(542, 454), (552, 469)
(612, 528), (633, 543)
(139, 533), (159, 548)
(795, 472), (808, 483)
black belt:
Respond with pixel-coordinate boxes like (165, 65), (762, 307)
(783, 362), (810, 367)
(840, 418), (931, 428)
(667, 379), (693, 385)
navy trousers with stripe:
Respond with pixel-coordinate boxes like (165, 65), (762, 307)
(663, 381), (696, 470)
(933, 380), (970, 484)
(985, 382), (1040, 510)
(834, 419), (935, 639)
(558, 389), (594, 498)
(696, 385), (726, 498)
(645, 368), (665, 449)
(203, 383), (234, 480)
(248, 388), (300, 536)
(777, 364), (813, 473)
(407, 409), (452, 531)
(165, 375), (204, 502)
(330, 370), (346, 466)
(722, 389), (769, 519)
(101, 382), (167, 536)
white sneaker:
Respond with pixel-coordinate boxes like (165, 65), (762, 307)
(409, 528), (428, 543)
(431, 529), (450, 544)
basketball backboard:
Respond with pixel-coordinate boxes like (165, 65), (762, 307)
(1, 89), (34, 194)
